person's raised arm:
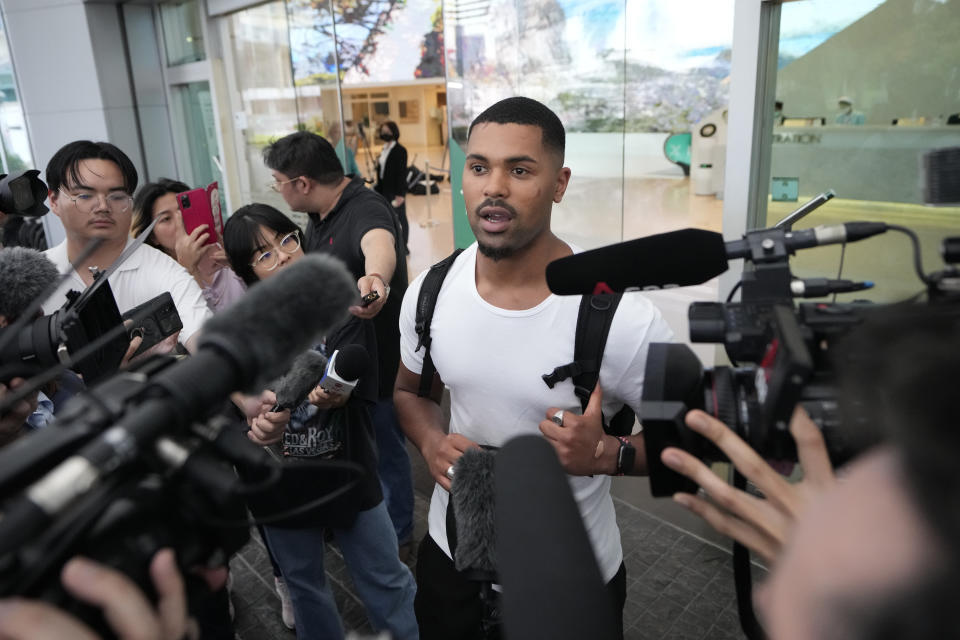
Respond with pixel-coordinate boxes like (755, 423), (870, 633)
(659, 406), (835, 564)
(394, 362), (477, 492)
(351, 227), (396, 320)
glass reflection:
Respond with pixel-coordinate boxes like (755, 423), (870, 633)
(769, 0), (960, 303)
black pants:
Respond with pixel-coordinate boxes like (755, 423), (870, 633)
(415, 534), (626, 640)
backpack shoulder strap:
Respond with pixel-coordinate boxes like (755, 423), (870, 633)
(415, 248), (464, 397)
(542, 293), (635, 435)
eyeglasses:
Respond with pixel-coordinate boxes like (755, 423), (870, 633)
(267, 176), (301, 192)
(59, 189), (133, 214)
(251, 231), (301, 271)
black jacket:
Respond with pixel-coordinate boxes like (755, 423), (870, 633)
(375, 143), (408, 204)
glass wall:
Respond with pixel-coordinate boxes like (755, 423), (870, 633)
(169, 81), (220, 188)
(160, 0), (207, 66)
(766, 0), (960, 303)
(444, 0), (736, 250)
(224, 1), (300, 223)
(0, 13), (32, 176)
(220, 0), (445, 230)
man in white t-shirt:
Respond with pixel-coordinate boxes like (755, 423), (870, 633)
(40, 141), (210, 352)
(394, 97), (673, 639)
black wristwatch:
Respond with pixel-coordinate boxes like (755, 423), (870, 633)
(615, 436), (636, 475)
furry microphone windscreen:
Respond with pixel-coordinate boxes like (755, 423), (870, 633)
(451, 447), (498, 573)
(199, 253), (356, 392)
(272, 349), (328, 410)
(0, 247), (59, 321)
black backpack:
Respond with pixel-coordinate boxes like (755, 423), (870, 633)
(414, 249), (635, 435)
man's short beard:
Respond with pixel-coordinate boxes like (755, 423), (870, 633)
(477, 242), (516, 261)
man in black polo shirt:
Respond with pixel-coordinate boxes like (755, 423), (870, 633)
(263, 131), (415, 556)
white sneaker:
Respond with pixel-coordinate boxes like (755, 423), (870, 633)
(274, 576), (296, 630)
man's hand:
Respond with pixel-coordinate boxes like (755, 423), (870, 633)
(540, 384), (615, 476)
(246, 390), (290, 446)
(421, 430), (480, 492)
(0, 549), (192, 640)
(659, 407), (835, 564)
(175, 225), (213, 278)
(349, 274), (388, 319)
(307, 385), (348, 409)
(0, 378), (37, 446)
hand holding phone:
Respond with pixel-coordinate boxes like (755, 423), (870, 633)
(178, 182), (223, 247)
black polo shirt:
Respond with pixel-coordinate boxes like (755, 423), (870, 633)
(304, 177), (408, 398)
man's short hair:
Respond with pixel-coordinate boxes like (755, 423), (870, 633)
(45, 140), (138, 195)
(0, 247), (59, 321)
(262, 131), (344, 186)
(467, 97), (565, 163)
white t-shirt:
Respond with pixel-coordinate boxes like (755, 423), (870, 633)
(399, 243), (674, 582)
(43, 238), (211, 345)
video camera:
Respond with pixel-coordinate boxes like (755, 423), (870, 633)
(0, 253), (361, 637)
(0, 169), (49, 217)
(0, 276), (129, 385)
(642, 215), (960, 495)
(547, 200), (960, 498)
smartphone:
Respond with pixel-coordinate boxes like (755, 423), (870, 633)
(360, 291), (380, 307)
(177, 181), (223, 246)
(121, 292), (183, 359)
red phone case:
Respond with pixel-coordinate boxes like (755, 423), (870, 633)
(177, 181), (223, 246)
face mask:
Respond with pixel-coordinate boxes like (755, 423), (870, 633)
(380, 132), (394, 142)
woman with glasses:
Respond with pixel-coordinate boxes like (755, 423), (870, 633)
(222, 204), (419, 640)
(131, 179), (245, 313)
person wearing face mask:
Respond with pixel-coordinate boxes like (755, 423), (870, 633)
(375, 120), (409, 254)
(835, 96), (865, 125)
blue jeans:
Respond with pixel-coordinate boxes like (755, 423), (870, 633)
(263, 501), (419, 640)
(371, 398), (415, 544)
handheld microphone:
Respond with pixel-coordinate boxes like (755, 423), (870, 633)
(0, 254), (356, 554)
(271, 350), (329, 412)
(495, 435), (619, 640)
(317, 344), (369, 398)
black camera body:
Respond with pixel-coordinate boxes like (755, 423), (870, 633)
(0, 277), (129, 385)
(639, 224), (958, 497)
(0, 169), (49, 218)
(0, 355), (251, 637)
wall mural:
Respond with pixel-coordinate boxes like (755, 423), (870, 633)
(287, 0), (444, 86)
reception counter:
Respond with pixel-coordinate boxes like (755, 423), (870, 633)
(770, 125), (960, 203)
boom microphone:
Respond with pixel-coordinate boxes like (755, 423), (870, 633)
(0, 254), (356, 554)
(495, 435), (619, 640)
(272, 350), (329, 411)
(545, 228), (729, 295)
(546, 223), (890, 296)
(317, 344), (369, 398)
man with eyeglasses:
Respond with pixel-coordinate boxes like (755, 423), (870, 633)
(40, 140), (210, 353)
(262, 131), (416, 559)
